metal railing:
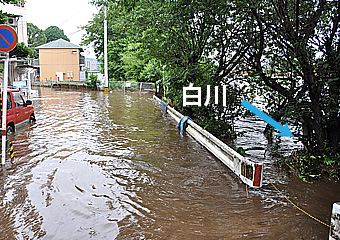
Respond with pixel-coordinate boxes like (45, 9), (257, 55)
(32, 79), (85, 88)
(109, 81), (155, 94)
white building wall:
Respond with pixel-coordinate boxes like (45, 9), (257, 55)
(2, 2), (28, 45)
(85, 58), (98, 71)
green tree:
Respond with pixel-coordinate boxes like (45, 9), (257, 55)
(121, 42), (147, 82)
(27, 23), (47, 48)
(84, 0), (250, 138)
(9, 42), (33, 58)
(119, 0), (248, 137)
(85, 0), (340, 156)
(27, 23), (46, 58)
(140, 59), (162, 82)
(85, 73), (100, 90)
(0, 0), (18, 23)
(81, 12), (105, 57)
(44, 26), (70, 43)
(107, 38), (127, 81)
(241, 0), (340, 155)
(82, 6), (128, 81)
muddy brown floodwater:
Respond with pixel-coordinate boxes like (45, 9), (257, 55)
(0, 87), (339, 239)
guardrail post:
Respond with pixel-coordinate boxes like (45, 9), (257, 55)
(330, 202), (340, 240)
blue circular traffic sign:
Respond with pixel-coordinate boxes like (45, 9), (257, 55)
(0, 25), (18, 52)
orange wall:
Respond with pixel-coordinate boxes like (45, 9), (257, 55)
(39, 48), (80, 81)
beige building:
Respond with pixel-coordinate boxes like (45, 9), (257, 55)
(36, 39), (86, 82)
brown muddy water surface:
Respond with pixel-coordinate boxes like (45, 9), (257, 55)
(0, 87), (339, 239)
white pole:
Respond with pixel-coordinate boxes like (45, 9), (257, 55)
(27, 69), (32, 99)
(330, 202), (340, 240)
(2, 53), (9, 165)
(104, 6), (109, 94)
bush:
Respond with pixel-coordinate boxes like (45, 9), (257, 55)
(276, 151), (340, 182)
(85, 74), (100, 90)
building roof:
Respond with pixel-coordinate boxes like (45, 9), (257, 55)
(36, 39), (83, 51)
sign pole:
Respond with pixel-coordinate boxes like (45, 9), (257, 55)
(2, 53), (9, 165)
(0, 24), (17, 165)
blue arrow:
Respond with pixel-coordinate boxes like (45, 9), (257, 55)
(241, 99), (294, 137)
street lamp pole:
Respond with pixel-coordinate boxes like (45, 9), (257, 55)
(104, 5), (109, 94)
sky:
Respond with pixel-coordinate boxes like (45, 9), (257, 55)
(25, 0), (99, 58)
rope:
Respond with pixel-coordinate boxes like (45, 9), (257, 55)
(264, 175), (331, 228)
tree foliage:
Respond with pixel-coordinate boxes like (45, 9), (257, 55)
(239, 0), (340, 155)
(0, 0), (18, 23)
(85, 73), (100, 90)
(27, 23), (46, 58)
(44, 26), (70, 43)
(9, 42), (33, 58)
(27, 23), (47, 48)
(83, 0), (340, 157)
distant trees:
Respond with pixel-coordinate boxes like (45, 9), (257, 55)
(44, 26), (70, 43)
(26, 24), (70, 58)
(27, 24), (70, 46)
(27, 23), (47, 48)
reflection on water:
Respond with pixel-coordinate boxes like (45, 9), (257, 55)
(0, 87), (339, 239)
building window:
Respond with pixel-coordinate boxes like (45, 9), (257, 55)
(67, 72), (73, 78)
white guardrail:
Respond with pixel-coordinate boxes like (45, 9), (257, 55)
(154, 95), (263, 188)
(330, 202), (340, 240)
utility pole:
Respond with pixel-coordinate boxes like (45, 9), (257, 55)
(104, 5), (109, 94)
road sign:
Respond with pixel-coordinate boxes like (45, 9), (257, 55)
(0, 25), (18, 52)
(13, 81), (27, 89)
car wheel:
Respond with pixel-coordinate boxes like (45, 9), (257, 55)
(29, 115), (36, 123)
(6, 125), (14, 135)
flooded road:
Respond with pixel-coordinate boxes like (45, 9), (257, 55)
(0, 87), (339, 239)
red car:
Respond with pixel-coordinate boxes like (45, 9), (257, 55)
(1, 89), (35, 134)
